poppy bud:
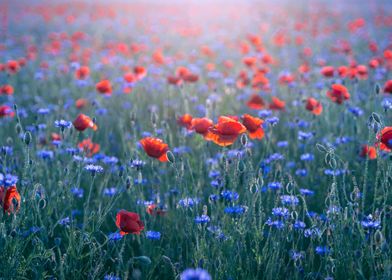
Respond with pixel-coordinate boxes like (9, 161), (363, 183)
(24, 131), (32, 145)
(237, 160), (246, 173)
(240, 133), (248, 147)
(371, 112), (381, 124)
(375, 83), (381, 94)
(167, 151), (175, 163)
(151, 111), (158, 126)
(126, 176), (132, 189)
(15, 123), (22, 134)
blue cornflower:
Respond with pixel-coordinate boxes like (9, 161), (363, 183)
(1, 146), (13, 155)
(265, 117), (279, 126)
(1, 174), (18, 187)
(208, 170), (221, 179)
(37, 108), (50, 115)
(108, 232), (123, 242)
(348, 106), (364, 117)
(173, 146), (191, 154)
(54, 120), (72, 129)
(298, 131), (313, 141)
(130, 159), (145, 168)
(103, 187), (117, 197)
(280, 195), (299, 206)
(300, 188), (315, 196)
(266, 218), (284, 229)
(210, 179), (222, 188)
(146, 231), (161, 240)
(37, 150), (54, 160)
(295, 169), (307, 177)
(258, 110), (272, 118)
(220, 190), (239, 201)
(381, 98), (392, 111)
(209, 194), (219, 202)
(304, 228), (322, 238)
(194, 215), (210, 224)
(300, 153), (314, 161)
(84, 164), (104, 173)
(277, 141), (288, 147)
(268, 182), (283, 190)
(327, 205), (340, 215)
(361, 215), (381, 230)
(178, 198), (200, 208)
(180, 268), (211, 280)
(272, 207), (290, 218)
(315, 246), (331, 256)
(71, 187), (84, 198)
(224, 205), (246, 215)
(104, 274), (121, 280)
(289, 250), (304, 261)
(293, 220), (306, 229)
(58, 217), (71, 226)
(268, 153), (284, 161)
(102, 156), (118, 165)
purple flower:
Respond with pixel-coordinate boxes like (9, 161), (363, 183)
(180, 268), (211, 280)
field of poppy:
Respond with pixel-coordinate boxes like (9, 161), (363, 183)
(1, 0), (392, 279)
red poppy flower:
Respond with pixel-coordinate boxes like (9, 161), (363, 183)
(242, 114), (264, 139)
(0, 105), (15, 118)
(7, 60), (20, 74)
(208, 116), (247, 146)
(356, 65), (368, 80)
(338, 66), (348, 78)
(327, 84), (350, 104)
(242, 56), (258, 67)
(190, 117), (214, 140)
(78, 138), (100, 157)
(96, 80), (112, 95)
(246, 94), (265, 110)
(177, 114), (193, 130)
(183, 73), (199, 83)
(115, 210), (144, 235)
(378, 127), (392, 152)
(368, 59), (379, 69)
(124, 72), (136, 83)
(73, 114), (98, 131)
(146, 204), (167, 216)
(305, 97), (323, 115)
(321, 66), (335, 77)
(51, 133), (61, 141)
(269, 97), (285, 110)
(384, 80), (392, 94)
(1, 85), (14, 96)
(134, 66), (147, 80)
(139, 137), (169, 162)
(176, 66), (191, 78)
(0, 186), (21, 214)
(75, 98), (88, 109)
(360, 145), (377, 160)
(75, 66), (90, 80)
(167, 76), (183, 86)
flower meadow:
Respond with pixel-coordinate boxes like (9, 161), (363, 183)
(1, 0), (392, 279)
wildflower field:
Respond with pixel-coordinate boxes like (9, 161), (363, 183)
(1, 0), (392, 279)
